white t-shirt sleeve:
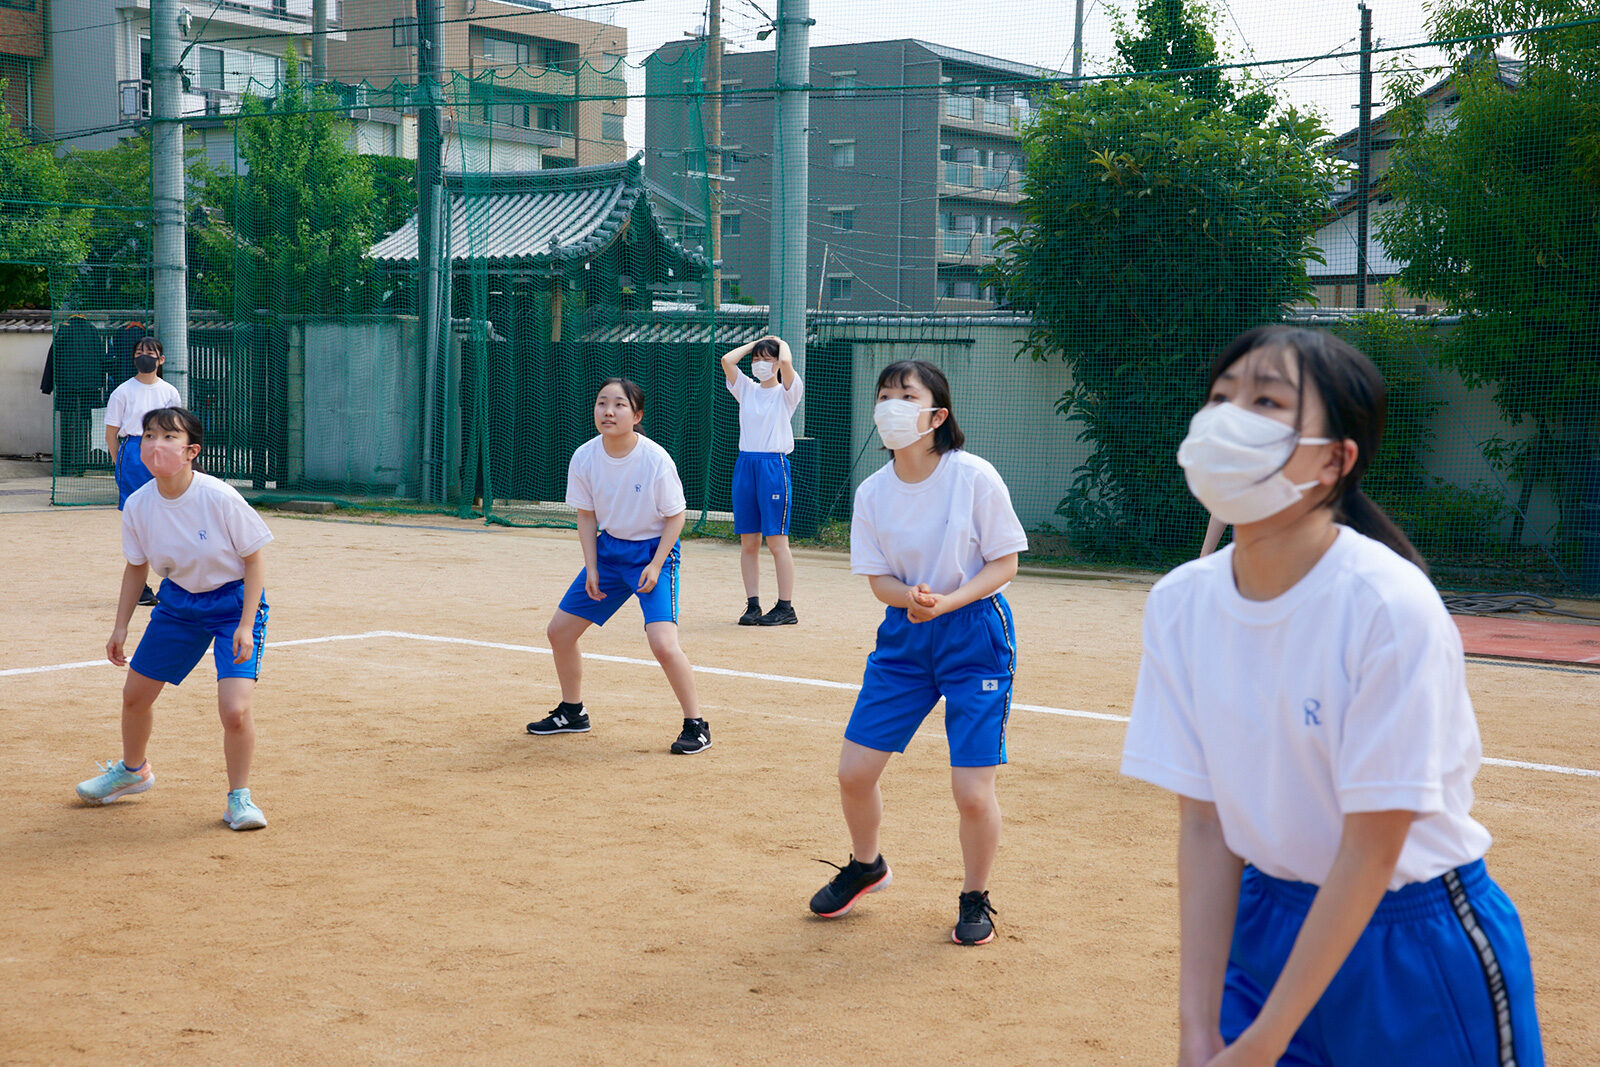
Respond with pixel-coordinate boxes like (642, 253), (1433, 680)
(849, 481), (891, 577)
(1334, 599), (1460, 815)
(1121, 587), (1214, 801)
(565, 447), (594, 512)
(121, 508), (148, 566)
(220, 490), (275, 558)
(104, 384), (129, 432)
(783, 373), (804, 412)
(655, 450), (687, 519)
(726, 374), (752, 402)
(973, 463), (1029, 560)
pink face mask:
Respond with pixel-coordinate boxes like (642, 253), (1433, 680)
(141, 436), (193, 478)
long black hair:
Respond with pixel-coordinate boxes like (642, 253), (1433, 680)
(1209, 325), (1427, 571)
(875, 360), (965, 454)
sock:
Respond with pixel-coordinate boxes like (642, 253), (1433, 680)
(558, 700), (584, 713)
(124, 760), (147, 773)
(775, 599), (792, 609)
(746, 596), (761, 609)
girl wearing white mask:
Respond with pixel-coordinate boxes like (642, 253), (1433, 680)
(1123, 326), (1541, 1066)
(810, 359), (1028, 947)
(719, 335), (803, 626)
(76, 407), (274, 832)
(103, 335), (181, 606)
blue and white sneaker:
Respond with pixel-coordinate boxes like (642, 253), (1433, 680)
(224, 788), (267, 831)
(76, 759), (154, 804)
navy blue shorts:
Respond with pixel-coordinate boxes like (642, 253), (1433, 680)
(845, 594), (1016, 767)
(1223, 860), (1543, 1066)
(557, 531), (681, 627)
(115, 437), (152, 510)
(130, 579), (269, 685)
(731, 451), (791, 536)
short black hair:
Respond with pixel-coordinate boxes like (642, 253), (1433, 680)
(751, 337), (781, 360)
(598, 376), (645, 415)
(141, 406), (203, 449)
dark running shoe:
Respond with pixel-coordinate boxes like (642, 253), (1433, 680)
(670, 717), (712, 754)
(738, 601), (764, 626)
(138, 585), (159, 607)
(809, 854), (892, 918)
(952, 890), (997, 946)
(757, 603), (798, 626)
(526, 707), (590, 735)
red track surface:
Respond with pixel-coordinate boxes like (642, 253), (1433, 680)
(1454, 614), (1600, 666)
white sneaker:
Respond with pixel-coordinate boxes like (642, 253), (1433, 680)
(224, 788), (267, 831)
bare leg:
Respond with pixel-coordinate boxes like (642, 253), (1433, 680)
(838, 740), (894, 861)
(217, 677), (256, 791)
(546, 610), (592, 704)
(766, 534), (795, 601)
(951, 765), (1002, 892)
(739, 533), (762, 598)
(120, 670), (165, 769)
(645, 621), (699, 717)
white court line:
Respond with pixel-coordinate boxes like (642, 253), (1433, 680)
(6, 629), (1598, 779)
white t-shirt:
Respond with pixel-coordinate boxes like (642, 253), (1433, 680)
(1121, 527), (1493, 890)
(104, 377), (183, 439)
(565, 433), (687, 542)
(122, 472), (274, 594)
(851, 450), (1029, 595)
(726, 372), (804, 453)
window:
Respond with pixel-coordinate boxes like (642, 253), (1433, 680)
(830, 141), (855, 168)
(721, 79), (742, 107)
(541, 44), (565, 69)
(192, 47), (224, 92)
(827, 275), (852, 300)
(393, 17), (418, 47)
(721, 212), (741, 236)
(602, 113), (624, 141)
(537, 106), (567, 133)
(486, 101), (532, 128)
(722, 149), (741, 175)
(829, 208), (855, 232)
(939, 142), (953, 162)
(830, 70), (857, 98)
(483, 35), (531, 67)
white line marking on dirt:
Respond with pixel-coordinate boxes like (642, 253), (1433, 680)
(8, 630), (1597, 778)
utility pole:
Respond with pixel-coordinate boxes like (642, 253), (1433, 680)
(706, 0), (723, 309)
(312, 0), (327, 81)
(150, 0), (189, 399)
(1355, 2), (1372, 309)
(770, 0), (809, 374)
(415, 0), (444, 501)
(1071, 0), (1085, 80)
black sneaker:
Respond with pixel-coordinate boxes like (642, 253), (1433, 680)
(138, 585), (159, 607)
(526, 706), (590, 735)
(809, 854), (892, 918)
(670, 717), (712, 754)
(952, 890), (996, 946)
(738, 601), (764, 626)
(757, 603), (798, 626)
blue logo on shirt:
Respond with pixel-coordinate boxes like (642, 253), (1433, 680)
(198, 530), (208, 541)
(634, 484), (642, 492)
(1303, 698), (1322, 726)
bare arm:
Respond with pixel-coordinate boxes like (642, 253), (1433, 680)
(1200, 517), (1227, 557)
(720, 339), (760, 386)
(232, 549), (267, 663)
(105, 424), (122, 466)
(107, 562), (150, 666)
(1177, 797), (1245, 1067)
(576, 509), (602, 599)
(1210, 810), (1413, 1065)
(776, 336), (797, 388)
(638, 511), (687, 593)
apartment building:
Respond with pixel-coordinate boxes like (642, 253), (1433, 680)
(646, 38), (1046, 312)
(0, 0), (45, 141)
(325, 0), (628, 170)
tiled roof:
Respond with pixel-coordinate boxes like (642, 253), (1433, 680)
(369, 153), (709, 279)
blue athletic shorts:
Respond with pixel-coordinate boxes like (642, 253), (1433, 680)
(1222, 860), (1543, 1066)
(130, 578), (269, 685)
(732, 451), (791, 536)
(115, 436), (152, 510)
(557, 531), (681, 627)
(845, 594), (1016, 767)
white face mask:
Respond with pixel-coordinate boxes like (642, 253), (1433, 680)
(874, 398), (937, 450)
(751, 360), (776, 382)
(1177, 402), (1333, 524)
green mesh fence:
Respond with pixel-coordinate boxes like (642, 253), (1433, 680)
(29, 4), (1600, 594)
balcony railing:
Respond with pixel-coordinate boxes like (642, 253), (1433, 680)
(941, 92), (1033, 130)
(942, 161), (1024, 193)
(119, 79), (243, 120)
(939, 229), (1002, 258)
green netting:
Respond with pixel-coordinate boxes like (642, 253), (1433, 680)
(26, 2), (1600, 593)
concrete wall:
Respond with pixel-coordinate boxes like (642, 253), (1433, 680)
(0, 332), (53, 456)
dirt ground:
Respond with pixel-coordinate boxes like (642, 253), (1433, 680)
(2, 506), (1596, 1065)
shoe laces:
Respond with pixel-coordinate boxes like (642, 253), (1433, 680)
(815, 854), (872, 887)
(958, 890), (996, 925)
(97, 759), (128, 776)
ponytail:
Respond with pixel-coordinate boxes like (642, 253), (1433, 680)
(1337, 486), (1428, 574)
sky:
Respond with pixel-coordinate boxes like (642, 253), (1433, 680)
(587, 0), (1456, 148)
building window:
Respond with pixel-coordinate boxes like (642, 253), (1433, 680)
(0, 0), (37, 9)
(541, 43), (565, 69)
(393, 17), (418, 47)
(829, 208), (855, 232)
(721, 212), (741, 236)
(486, 101), (532, 128)
(830, 141), (855, 168)
(537, 106), (567, 133)
(827, 275), (852, 300)
(482, 35), (531, 68)
(602, 113), (624, 141)
(192, 47), (225, 92)
(721, 79), (742, 106)
(722, 149), (741, 175)
(830, 71), (857, 97)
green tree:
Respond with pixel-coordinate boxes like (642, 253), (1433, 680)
(1376, 0), (1600, 553)
(990, 79), (1342, 561)
(224, 57), (377, 317)
(0, 79), (91, 308)
(1112, 0), (1272, 121)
